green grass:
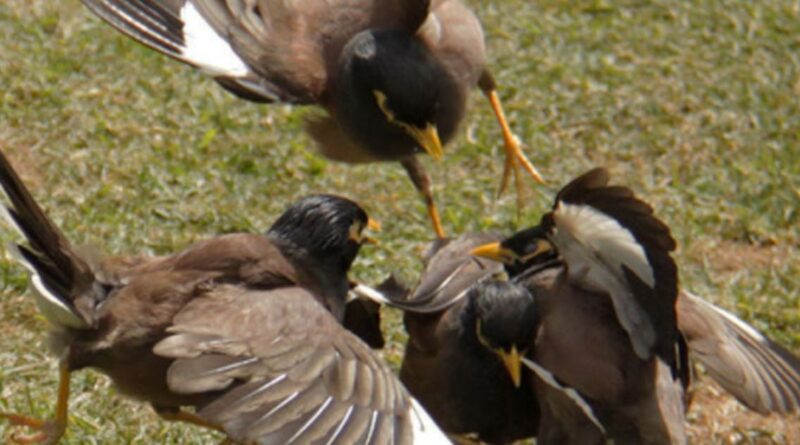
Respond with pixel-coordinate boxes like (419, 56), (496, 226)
(0, 0), (798, 443)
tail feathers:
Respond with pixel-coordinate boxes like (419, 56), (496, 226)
(7, 244), (89, 329)
(0, 150), (92, 329)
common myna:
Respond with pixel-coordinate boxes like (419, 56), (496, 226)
(352, 234), (599, 444)
(0, 150), (449, 444)
(79, 0), (544, 238)
(472, 168), (800, 442)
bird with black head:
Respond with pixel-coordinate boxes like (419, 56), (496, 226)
(0, 148), (449, 444)
(80, 0), (544, 238)
(472, 167), (800, 443)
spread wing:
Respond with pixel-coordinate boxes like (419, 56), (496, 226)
(544, 168), (679, 363)
(678, 290), (800, 414)
(154, 284), (449, 444)
(81, 0), (436, 104)
(353, 233), (504, 314)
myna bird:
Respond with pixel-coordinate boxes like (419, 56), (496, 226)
(392, 234), (540, 444)
(0, 150), (449, 444)
(472, 168), (800, 442)
(352, 234), (599, 444)
(79, 0), (545, 239)
(469, 168), (688, 443)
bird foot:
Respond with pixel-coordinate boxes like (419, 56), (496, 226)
(497, 133), (545, 201)
(0, 412), (64, 445)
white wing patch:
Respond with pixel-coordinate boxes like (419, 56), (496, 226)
(409, 398), (451, 444)
(522, 357), (606, 434)
(349, 283), (391, 305)
(180, 3), (250, 77)
(553, 202), (654, 287)
(551, 201), (656, 359)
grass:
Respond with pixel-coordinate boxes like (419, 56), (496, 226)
(0, 0), (798, 443)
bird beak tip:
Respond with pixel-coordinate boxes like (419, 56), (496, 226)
(470, 242), (503, 261)
(499, 348), (523, 388)
(416, 124), (444, 161)
(367, 218), (381, 232)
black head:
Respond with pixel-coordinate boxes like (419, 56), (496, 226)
(470, 281), (538, 387)
(267, 195), (377, 274)
(471, 226), (558, 277)
(337, 29), (462, 161)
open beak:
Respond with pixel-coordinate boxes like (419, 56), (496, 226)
(408, 123), (444, 161)
(498, 346), (523, 388)
(471, 242), (514, 264)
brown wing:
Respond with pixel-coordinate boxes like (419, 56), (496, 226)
(193, 0), (436, 102)
(420, 0), (486, 87)
(154, 285), (439, 444)
(678, 290), (800, 414)
(128, 233), (299, 290)
(357, 233), (503, 314)
(544, 168), (679, 365)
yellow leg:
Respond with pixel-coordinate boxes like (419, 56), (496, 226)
(486, 90), (545, 186)
(479, 71), (545, 197)
(401, 158), (446, 239)
(0, 360), (71, 444)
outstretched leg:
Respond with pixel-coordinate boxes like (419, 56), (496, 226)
(0, 359), (71, 444)
(479, 71), (545, 198)
(401, 158), (446, 239)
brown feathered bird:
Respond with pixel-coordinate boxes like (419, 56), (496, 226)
(356, 167), (800, 443)
(352, 234), (598, 444)
(79, 0), (544, 238)
(0, 150), (450, 444)
(472, 168), (800, 443)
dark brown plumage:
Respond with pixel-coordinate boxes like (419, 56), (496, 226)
(470, 168), (800, 443)
(0, 149), (448, 444)
(355, 234), (542, 444)
(80, 0), (544, 238)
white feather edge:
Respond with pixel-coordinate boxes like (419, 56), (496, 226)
(553, 201), (655, 287)
(552, 201), (657, 358)
(6, 243), (88, 329)
(348, 283), (391, 304)
(0, 204), (25, 238)
(180, 2), (250, 77)
(521, 357), (606, 434)
(410, 397), (452, 444)
(682, 291), (766, 343)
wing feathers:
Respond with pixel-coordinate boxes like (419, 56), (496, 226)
(521, 357), (606, 434)
(156, 286), (440, 444)
(546, 168), (679, 364)
(680, 291), (800, 414)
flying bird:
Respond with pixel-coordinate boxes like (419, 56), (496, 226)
(79, 0), (545, 238)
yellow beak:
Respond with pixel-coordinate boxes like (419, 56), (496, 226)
(408, 123), (444, 161)
(498, 346), (523, 388)
(470, 242), (514, 264)
(364, 218), (381, 245)
(367, 218), (382, 232)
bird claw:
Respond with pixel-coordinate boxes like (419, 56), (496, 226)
(0, 413), (63, 445)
